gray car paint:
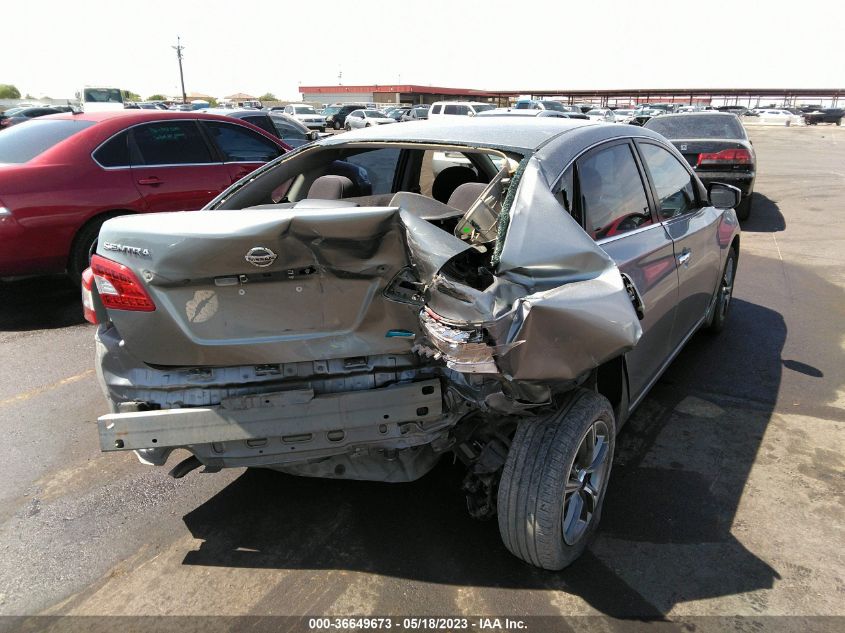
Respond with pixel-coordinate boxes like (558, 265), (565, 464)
(92, 118), (739, 481)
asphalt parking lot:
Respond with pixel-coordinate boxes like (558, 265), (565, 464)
(0, 125), (843, 627)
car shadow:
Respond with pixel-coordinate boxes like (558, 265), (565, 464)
(740, 192), (785, 232)
(178, 282), (804, 617)
(0, 276), (85, 331)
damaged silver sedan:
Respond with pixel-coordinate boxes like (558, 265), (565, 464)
(83, 118), (741, 570)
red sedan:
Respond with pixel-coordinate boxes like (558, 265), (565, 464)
(0, 110), (290, 281)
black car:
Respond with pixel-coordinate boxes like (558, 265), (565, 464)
(322, 104), (366, 130)
(644, 112), (756, 220)
(804, 108), (844, 126)
(0, 106), (64, 129)
(204, 108), (319, 148)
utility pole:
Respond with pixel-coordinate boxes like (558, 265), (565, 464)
(173, 36), (187, 103)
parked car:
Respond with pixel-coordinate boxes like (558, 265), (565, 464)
(0, 106), (64, 129)
(389, 108), (411, 121)
(803, 108), (844, 125)
(585, 108), (615, 123)
(751, 109), (805, 126)
(400, 107), (429, 122)
(513, 99), (580, 113)
(428, 101), (496, 118)
(0, 111), (289, 281)
(644, 112), (756, 220)
(282, 103), (326, 132)
(476, 108), (587, 120)
(84, 117), (740, 571)
(612, 109), (635, 123)
(345, 109), (396, 130)
(323, 104), (366, 130)
(630, 109), (664, 126)
(205, 109), (320, 147)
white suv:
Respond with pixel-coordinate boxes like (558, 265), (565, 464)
(282, 103), (327, 132)
(428, 101), (497, 119)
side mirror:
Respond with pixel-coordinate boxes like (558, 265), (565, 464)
(467, 110), (476, 117)
(309, 131), (319, 141)
(708, 182), (742, 209)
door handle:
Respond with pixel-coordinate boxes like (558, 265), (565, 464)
(137, 177), (163, 186)
(677, 249), (692, 267)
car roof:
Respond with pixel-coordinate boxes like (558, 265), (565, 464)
(25, 110), (289, 160)
(320, 117), (599, 152)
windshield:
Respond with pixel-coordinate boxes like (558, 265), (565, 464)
(84, 88), (122, 103)
(540, 101), (565, 112)
(2, 107), (24, 117)
(323, 106), (341, 115)
(294, 106), (317, 115)
(363, 110), (383, 117)
(587, 110), (603, 115)
(645, 115), (746, 139)
(0, 119), (95, 163)
(473, 104), (495, 112)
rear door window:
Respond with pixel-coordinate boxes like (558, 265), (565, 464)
(203, 121), (282, 162)
(576, 142), (653, 240)
(94, 130), (130, 167)
(638, 143), (698, 219)
(131, 121), (214, 165)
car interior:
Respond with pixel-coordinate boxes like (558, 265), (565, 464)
(217, 143), (521, 239)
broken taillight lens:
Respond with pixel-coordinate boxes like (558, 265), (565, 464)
(696, 148), (752, 167)
(81, 267), (98, 324)
(90, 254), (156, 312)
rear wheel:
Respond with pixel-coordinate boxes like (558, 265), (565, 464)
(68, 213), (120, 285)
(706, 246), (737, 334)
(497, 389), (615, 570)
(333, 120), (341, 130)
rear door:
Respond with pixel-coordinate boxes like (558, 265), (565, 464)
(129, 120), (230, 212)
(636, 140), (722, 349)
(200, 120), (284, 184)
(568, 139), (679, 401)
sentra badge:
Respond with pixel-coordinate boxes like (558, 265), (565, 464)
(102, 242), (151, 257)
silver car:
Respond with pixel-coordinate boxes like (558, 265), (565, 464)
(84, 118), (741, 571)
(344, 109), (396, 130)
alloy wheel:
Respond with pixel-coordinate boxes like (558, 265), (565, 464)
(562, 420), (611, 545)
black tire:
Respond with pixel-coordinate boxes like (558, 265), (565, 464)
(333, 120), (341, 130)
(706, 246), (737, 334)
(736, 195), (752, 221)
(345, 123), (351, 131)
(68, 214), (119, 285)
(497, 389), (615, 570)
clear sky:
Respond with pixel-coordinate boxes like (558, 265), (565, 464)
(4, 0), (842, 101)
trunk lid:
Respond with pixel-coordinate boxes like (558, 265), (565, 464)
(96, 206), (467, 367)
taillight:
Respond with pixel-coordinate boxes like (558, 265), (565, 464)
(81, 267), (98, 324)
(696, 148), (752, 167)
(90, 254), (156, 312)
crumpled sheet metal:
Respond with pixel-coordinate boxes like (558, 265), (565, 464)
(497, 267), (642, 381)
(424, 157), (643, 382)
(496, 158), (616, 289)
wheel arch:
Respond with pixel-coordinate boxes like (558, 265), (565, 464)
(594, 355), (629, 427)
(67, 209), (137, 270)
